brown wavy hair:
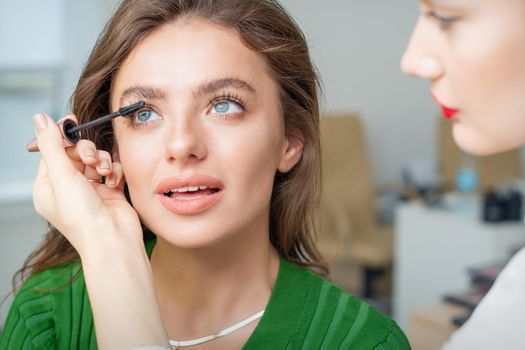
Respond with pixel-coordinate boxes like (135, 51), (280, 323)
(13, 0), (326, 290)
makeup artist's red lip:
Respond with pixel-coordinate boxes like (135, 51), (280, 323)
(156, 175), (224, 215)
(431, 94), (459, 119)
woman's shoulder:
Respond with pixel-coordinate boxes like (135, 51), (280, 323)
(273, 259), (411, 349)
(1, 261), (96, 349)
(11, 261), (85, 309)
(18, 260), (82, 290)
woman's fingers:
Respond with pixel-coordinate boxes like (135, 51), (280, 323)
(83, 161), (123, 189)
(96, 150), (113, 176)
(32, 113), (77, 187)
(82, 150), (113, 182)
(36, 113), (118, 186)
(83, 165), (104, 182)
(34, 156), (48, 183)
(32, 111), (125, 198)
(32, 158), (54, 217)
(66, 139), (99, 167)
(30, 112), (135, 255)
(66, 141), (113, 178)
(105, 162), (124, 189)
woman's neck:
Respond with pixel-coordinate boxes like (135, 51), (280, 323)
(150, 227), (280, 341)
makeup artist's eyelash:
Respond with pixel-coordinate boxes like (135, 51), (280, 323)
(425, 11), (459, 31)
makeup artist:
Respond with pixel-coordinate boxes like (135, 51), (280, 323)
(0, 1), (409, 349)
(402, 0), (525, 348)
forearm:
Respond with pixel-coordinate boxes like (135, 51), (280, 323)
(81, 238), (169, 350)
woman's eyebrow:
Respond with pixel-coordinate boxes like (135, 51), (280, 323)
(118, 78), (256, 106)
(193, 78), (256, 97)
(119, 86), (166, 106)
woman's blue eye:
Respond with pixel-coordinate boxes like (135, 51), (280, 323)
(131, 109), (160, 127)
(212, 101), (242, 115)
(138, 111), (151, 121)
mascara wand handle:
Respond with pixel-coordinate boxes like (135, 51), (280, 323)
(26, 116), (81, 152)
(26, 102), (145, 153)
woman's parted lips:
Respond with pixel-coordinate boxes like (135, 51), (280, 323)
(155, 174), (224, 195)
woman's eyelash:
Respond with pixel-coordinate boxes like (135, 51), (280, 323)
(209, 92), (246, 110)
(121, 93), (246, 128)
(207, 93), (246, 120)
(125, 102), (159, 129)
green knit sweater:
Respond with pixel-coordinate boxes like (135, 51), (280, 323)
(1, 240), (410, 349)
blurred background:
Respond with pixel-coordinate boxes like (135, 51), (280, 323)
(2, 1), (525, 349)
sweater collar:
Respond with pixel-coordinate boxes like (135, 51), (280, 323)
(144, 237), (312, 349)
(242, 258), (314, 349)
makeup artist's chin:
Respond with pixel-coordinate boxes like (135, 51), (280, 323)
(452, 122), (521, 156)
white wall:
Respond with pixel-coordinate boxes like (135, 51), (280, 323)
(0, 0), (64, 68)
(0, 0), (64, 182)
(59, 0), (121, 112)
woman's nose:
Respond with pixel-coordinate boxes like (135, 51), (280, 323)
(164, 118), (207, 164)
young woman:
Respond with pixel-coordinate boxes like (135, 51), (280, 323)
(402, 0), (525, 348)
(0, 1), (409, 349)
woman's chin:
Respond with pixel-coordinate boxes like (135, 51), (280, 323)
(157, 236), (220, 250)
(153, 227), (235, 250)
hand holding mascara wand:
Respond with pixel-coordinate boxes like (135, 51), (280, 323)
(26, 101), (145, 152)
(27, 104), (170, 349)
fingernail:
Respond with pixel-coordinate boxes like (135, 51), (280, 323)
(100, 159), (110, 170)
(106, 174), (117, 186)
(33, 113), (47, 131)
(84, 148), (96, 159)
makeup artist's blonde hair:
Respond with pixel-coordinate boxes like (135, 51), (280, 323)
(14, 0), (326, 289)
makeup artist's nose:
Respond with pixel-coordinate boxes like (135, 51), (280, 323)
(164, 117), (206, 164)
(401, 22), (444, 81)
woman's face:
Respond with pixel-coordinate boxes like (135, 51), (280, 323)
(110, 20), (302, 248)
(402, 0), (525, 155)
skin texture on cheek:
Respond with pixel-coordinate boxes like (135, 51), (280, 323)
(445, 3), (525, 155)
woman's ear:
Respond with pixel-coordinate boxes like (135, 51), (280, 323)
(278, 131), (304, 173)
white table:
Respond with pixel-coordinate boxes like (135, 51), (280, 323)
(393, 197), (525, 331)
